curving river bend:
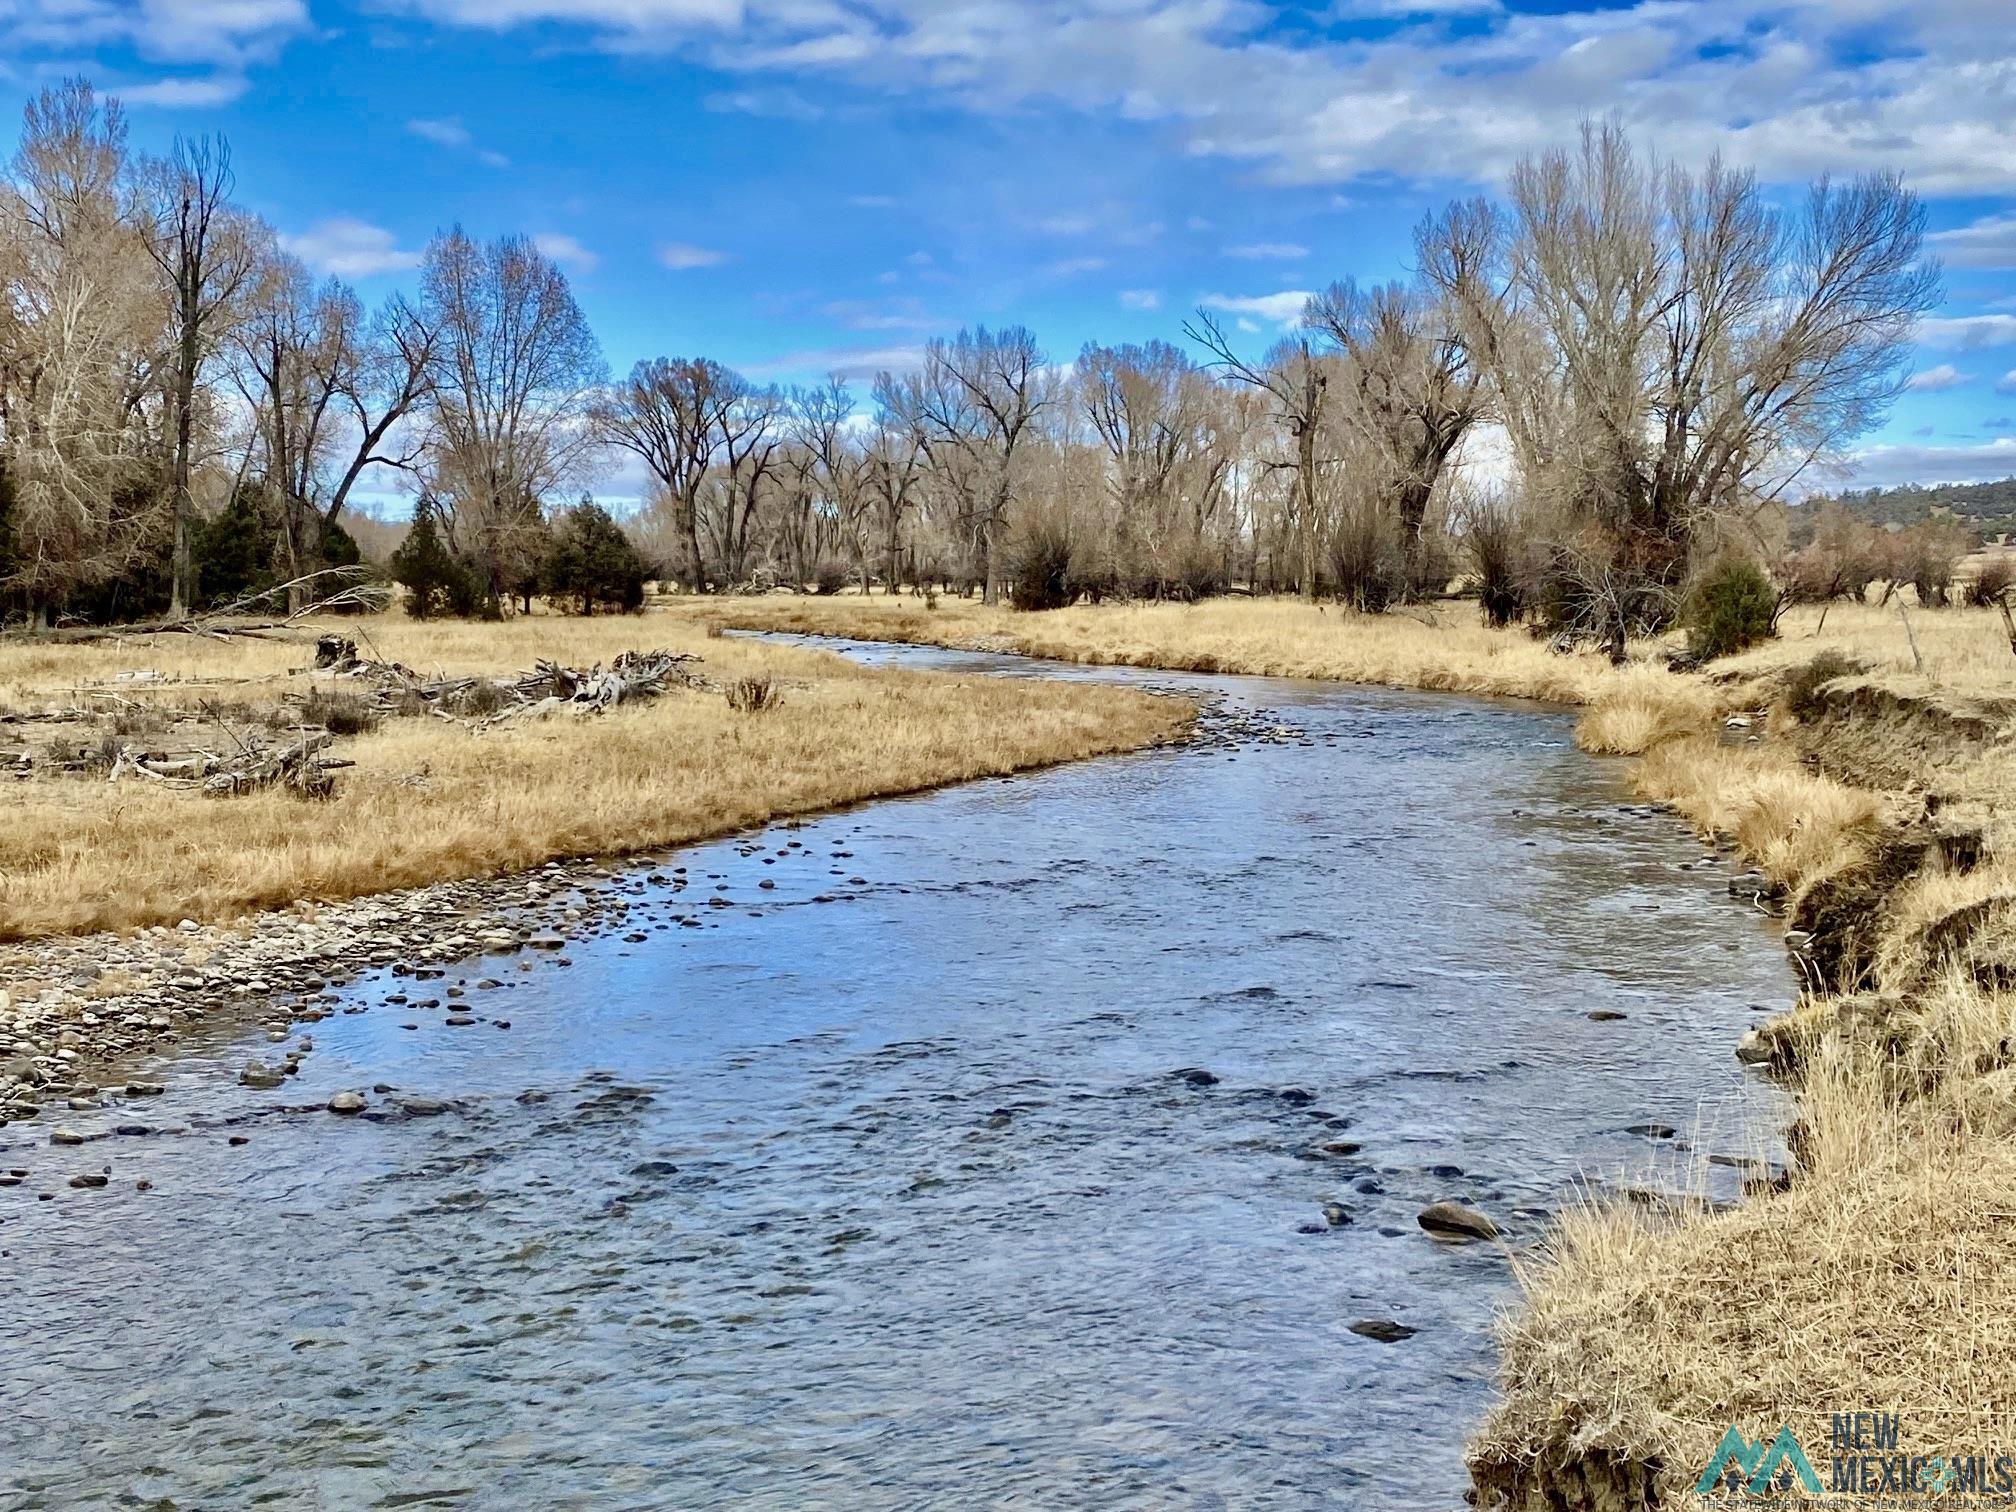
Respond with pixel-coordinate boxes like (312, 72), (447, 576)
(0, 640), (1789, 1510)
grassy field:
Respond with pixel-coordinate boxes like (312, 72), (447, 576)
(0, 614), (1189, 939)
(682, 589), (2016, 1507)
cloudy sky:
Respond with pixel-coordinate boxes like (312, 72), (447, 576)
(4, 0), (2015, 491)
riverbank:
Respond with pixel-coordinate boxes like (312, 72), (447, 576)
(682, 591), (2016, 1506)
(0, 616), (1189, 1102)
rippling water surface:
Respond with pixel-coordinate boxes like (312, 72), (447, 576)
(0, 641), (1789, 1510)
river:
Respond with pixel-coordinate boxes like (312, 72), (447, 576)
(0, 639), (1790, 1510)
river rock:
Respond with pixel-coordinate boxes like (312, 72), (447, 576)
(1349, 1319), (1417, 1343)
(398, 1096), (450, 1117)
(1587, 1009), (1628, 1022)
(327, 1091), (366, 1115)
(1735, 1029), (1774, 1065)
(1321, 1202), (1352, 1227)
(49, 1128), (86, 1145)
(1417, 1201), (1498, 1242)
(68, 1172), (109, 1189)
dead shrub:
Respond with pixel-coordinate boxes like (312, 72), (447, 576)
(453, 680), (510, 718)
(725, 675), (782, 714)
(302, 689), (381, 737)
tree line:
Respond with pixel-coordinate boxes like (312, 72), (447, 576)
(0, 90), (1946, 641)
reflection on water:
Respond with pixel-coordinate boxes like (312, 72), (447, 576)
(0, 643), (1789, 1510)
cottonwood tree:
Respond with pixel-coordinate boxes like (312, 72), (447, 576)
(139, 134), (267, 617)
(418, 228), (604, 606)
(1420, 120), (1938, 636)
(233, 254), (437, 599)
(595, 356), (737, 591)
(703, 379), (787, 586)
(1306, 278), (1482, 580)
(1078, 340), (1216, 592)
(914, 326), (1045, 604)
(794, 377), (874, 591)
(0, 81), (165, 624)
(1185, 311), (1329, 601)
(866, 371), (929, 593)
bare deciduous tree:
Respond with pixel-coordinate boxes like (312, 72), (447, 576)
(140, 134), (267, 616)
(1185, 311), (1329, 601)
(419, 227), (604, 606)
(914, 326), (1045, 605)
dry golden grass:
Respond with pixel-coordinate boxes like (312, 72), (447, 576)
(1730, 600), (2016, 701)
(1631, 736), (1886, 889)
(1474, 1063), (2016, 1506)
(680, 594), (1670, 703)
(0, 612), (1188, 939)
(683, 593), (1747, 763)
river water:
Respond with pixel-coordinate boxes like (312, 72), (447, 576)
(0, 640), (1789, 1510)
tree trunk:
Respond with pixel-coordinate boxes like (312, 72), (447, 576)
(1297, 418), (1319, 603)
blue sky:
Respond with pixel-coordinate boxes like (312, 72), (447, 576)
(5, 0), (2016, 491)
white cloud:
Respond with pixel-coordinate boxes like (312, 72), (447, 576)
(407, 116), (509, 167)
(407, 116), (473, 149)
(383, 0), (2016, 195)
(824, 298), (935, 331)
(1844, 436), (2016, 489)
(533, 232), (599, 272)
(1046, 256), (1110, 277)
(112, 74), (249, 107)
(658, 241), (728, 270)
(2, 0), (308, 68)
(1200, 290), (1315, 328)
(703, 86), (822, 120)
(1119, 289), (1162, 310)
(1998, 370), (2016, 395)
(1929, 213), (2016, 270)
(746, 342), (926, 380)
(1225, 242), (1309, 260)
(1905, 363), (1970, 391)
(1917, 315), (2016, 350)
(280, 218), (423, 279)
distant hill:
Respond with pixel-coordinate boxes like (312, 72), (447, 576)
(1812, 478), (2016, 540)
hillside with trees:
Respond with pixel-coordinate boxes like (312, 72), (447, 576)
(1805, 477), (2016, 539)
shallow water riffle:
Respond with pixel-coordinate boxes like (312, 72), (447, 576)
(0, 642), (1791, 1510)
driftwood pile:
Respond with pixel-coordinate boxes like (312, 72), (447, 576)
(108, 732), (347, 799)
(314, 636), (705, 723)
(12, 637), (707, 799)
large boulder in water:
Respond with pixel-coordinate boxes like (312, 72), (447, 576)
(1418, 1200), (1498, 1242)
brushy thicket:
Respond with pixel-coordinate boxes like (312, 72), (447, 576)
(1967, 557), (2015, 609)
(1008, 525), (1078, 611)
(1684, 555), (1778, 660)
